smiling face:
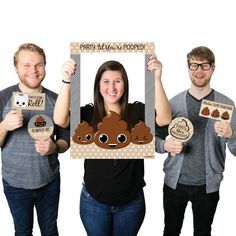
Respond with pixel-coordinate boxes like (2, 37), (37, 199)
(15, 50), (46, 90)
(93, 61), (129, 125)
(94, 111), (131, 149)
(72, 121), (94, 145)
(14, 93), (28, 107)
(99, 70), (125, 108)
(188, 59), (215, 88)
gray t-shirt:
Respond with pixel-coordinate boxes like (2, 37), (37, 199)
(178, 91), (214, 185)
(0, 84), (70, 189)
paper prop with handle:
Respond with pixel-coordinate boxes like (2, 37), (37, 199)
(168, 117), (194, 156)
(199, 99), (234, 137)
(12, 92), (45, 114)
(28, 114), (54, 140)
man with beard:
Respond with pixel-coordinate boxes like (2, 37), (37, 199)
(0, 43), (70, 236)
(155, 46), (236, 236)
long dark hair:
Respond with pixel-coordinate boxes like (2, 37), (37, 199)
(91, 60), (129, 130)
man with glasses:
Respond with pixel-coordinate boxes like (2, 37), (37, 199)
(156, 46), (236, 235)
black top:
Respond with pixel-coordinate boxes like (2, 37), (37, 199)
(81, 102), (146, 205)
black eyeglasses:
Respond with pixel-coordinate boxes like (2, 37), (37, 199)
(188, 62), (212, 71)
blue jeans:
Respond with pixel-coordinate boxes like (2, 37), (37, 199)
(3, 174), (60, 236)
(80, 184), (145, 236)
(163, 183), (219, 236)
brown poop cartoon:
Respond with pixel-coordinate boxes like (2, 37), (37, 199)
(221, 111), (230, 120)
(94, 111), (131, 149)
(34, 115), (46, 127)
(131, 121), (153, 144)
(211, 109), (220, 118)
(72, 121), (94, 144)
(169, 118), (192, 141)
(201, 106), (210, 116)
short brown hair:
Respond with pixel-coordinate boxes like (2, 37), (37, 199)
(14, 43), (46, 66)
(187, 46), (215, 65)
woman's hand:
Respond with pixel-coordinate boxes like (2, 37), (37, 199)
(62, 59), (77, 82)
(147, 54), (162, 80)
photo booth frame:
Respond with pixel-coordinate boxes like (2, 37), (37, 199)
(70, 42), (155, 159)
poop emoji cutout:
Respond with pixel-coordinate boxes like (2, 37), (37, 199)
(131, 121), (153, 144)
(72, 121), (94, 144)
(221, 111), (230, 120)
(201, 106), (210, 116)
(211, 109), (220, 118)
(34, 115), (47, 127)
(168, 117), (194, 156)
(168, 117), (194, 142)
(94, 111), (131, 149)
(28, 114), (54, 140)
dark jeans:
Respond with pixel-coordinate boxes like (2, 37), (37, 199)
(163, 183), (219, 236)
(80, 184), (145, 236)
(3, 174), (60, 236)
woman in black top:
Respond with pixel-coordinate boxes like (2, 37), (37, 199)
(54, 57), (171, 236)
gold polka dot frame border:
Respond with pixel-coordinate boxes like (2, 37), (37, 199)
(70, 138), (155, 159)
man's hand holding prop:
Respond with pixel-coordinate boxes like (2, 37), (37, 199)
(28, 114), (55, 156)
(165, 117), (194, 156)
(199, 99), (234, 138)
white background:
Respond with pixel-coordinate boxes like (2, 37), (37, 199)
(1, 0), (236, 235)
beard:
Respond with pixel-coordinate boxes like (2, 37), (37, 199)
(191, 77), (211, 88)
(19, 75), (45, 89)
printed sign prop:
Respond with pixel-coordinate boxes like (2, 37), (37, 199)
(168, 117), (194, 142)
(168, 117), (194, 156)
(199, 99), (233, 122)
(28, 114), (54, 140)
(12, 92), (45, 111)
(70, 42), (155, 159)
